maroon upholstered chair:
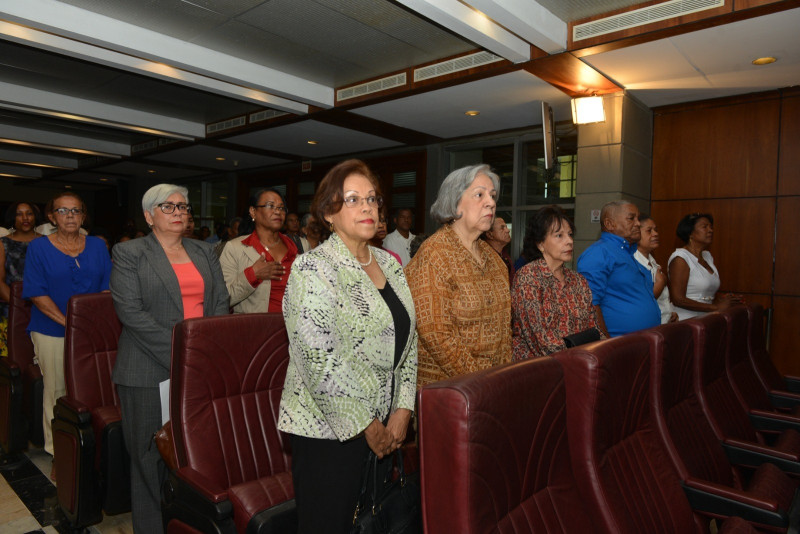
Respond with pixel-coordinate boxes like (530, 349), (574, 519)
(162, 313), (295, 534)
(645, 322), (800, 531)
(52, 292), (129, 528)
(554, 335), (715, 534)
(0, 281), (43, 452)
(418, 355), (594, 534)
(746, 304), (800, 398)
(722, 306), (800, 420)
(688, 313), (800, 459)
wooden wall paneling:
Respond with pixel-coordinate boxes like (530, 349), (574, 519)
(770, 296), (800, 375)
(649, 197), (775, 294)
(735, 0), (787, 9)
(652, 98), (780, 200)
(779, 95), (800, 196)
(774, 196), (800, 296)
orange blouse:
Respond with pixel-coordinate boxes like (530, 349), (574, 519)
(172, 262), (205, 319)
(405, 224), (512, 388)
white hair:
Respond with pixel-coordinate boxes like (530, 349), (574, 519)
(429, 164), (500, 224)
(142, 184), (189, 216)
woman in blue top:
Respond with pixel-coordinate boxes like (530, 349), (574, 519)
(23, 192), (111, 478)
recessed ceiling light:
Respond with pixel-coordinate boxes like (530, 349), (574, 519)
(99, 178), (109, 182)
(752, 56), (777, 65)
(307, 140), (318, 145)
(220, 196), (227, 200)
(216, 157), (225, 161)
(64, 185), (72, 189)
(148, 169), (156, 174)
(465, 110), (480, 116)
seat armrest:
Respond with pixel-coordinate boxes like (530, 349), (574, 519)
(173, 467), (229, 505)
(749, 410), (800, 433)
(723, 439), (800, 473)
(768, 390), (800, 410)
(784, 377), (800, 394)
(0, 359), (21, 376)
(54, 396), (91, 425)
(682, 478), (789, 529)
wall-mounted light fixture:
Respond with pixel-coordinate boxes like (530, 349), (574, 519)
(571, 95), (606, 125)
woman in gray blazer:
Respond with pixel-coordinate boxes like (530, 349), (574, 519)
(110, 184), (229, 534)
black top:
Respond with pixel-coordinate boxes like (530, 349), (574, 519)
(378, 282), (411, 370)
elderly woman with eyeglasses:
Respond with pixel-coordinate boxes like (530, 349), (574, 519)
(405, 163), (512, 388)
(279, 159), (417, 534)
(22, 192), (111, 478)
(220, 188), (298, 314)
(110, 184), (229, 534)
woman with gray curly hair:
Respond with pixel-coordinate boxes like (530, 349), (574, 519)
(110, 183), (229, 534)
(405, 163), (512, 388)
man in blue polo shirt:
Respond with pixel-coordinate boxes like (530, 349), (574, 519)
(577, 201), (660, 337)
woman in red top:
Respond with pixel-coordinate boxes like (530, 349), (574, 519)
(220, 188), (298, 314)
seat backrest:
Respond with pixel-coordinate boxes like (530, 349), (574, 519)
(746, 304), (785, 392)
(64, 292), (123, 409)
(171, 313), (291, 489)
(687, 314), (760, 444)
(7, 281), (35, 369)
(418, 356), (594, 534)
(720, 307), (770, 412)
(555, 336), (702, 534)
(643, 324), (739, 490)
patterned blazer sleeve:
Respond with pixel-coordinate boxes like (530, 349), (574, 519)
(283, 259), (375, 440)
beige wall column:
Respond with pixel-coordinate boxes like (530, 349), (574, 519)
(573, 92), (653, 257)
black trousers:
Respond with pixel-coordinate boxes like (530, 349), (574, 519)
(291, 434), (371, 534)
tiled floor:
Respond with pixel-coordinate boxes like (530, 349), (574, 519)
(0, 446), (132, 534)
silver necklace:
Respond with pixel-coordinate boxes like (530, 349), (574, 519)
(358, 248), (373, 267)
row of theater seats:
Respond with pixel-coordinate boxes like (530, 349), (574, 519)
(418, 305), (800, 533)
(5, 279), (799, 533)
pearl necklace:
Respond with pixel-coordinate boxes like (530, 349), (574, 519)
(358, 248), (373, 267)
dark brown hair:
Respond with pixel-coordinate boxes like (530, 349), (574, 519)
(521, 205), (574, 262)
(310, 159), (382, 240)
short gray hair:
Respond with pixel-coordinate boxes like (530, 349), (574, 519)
(142, 184), (189, 216)
(430, 164), (500, 224)
(300, 213), (313, 228)
(600, 200), (634, 232)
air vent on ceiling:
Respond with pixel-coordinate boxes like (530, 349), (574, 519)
(159, 138), (179, 146)
(573, 0), (724, 41)
(132, 140), (158, 153)
(250, 110), (289, 123)
(414, 51), (502, 83)
(206, 116), (246, 134)
(337, 73), (407, 102)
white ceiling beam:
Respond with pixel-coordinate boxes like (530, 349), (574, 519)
(395, 0), (531, 63)
(466, 0), (566, 53)
(0, 21), (308, 116)
(0, 147), (79, 169)
(0, 122), (131, 157)
(0, 81), (205, 140)
(0, 0), (332, 108)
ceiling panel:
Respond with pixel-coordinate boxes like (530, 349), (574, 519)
(534, 0), (656, 22)
(147, 144), (291, 170)
(351, 71), (572, 138)
(225, 120), (403, 158)
(90, 160), (209, 180)
(582, 7), (800, 108)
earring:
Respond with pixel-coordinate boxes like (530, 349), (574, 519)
(329, 221), (334, 232)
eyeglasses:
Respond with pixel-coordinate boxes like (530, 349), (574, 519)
(343, 195), (383, 209)
(254, 202), (287, 213)
(157, 202), (192, 214)
(53, 208), (84, 216)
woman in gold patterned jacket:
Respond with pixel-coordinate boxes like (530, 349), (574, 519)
(406, 163), (512, 388)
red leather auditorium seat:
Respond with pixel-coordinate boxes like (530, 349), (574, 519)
(0, 281), (43, 452)
(721, 306), (800, 420)
(687, 313), (800, 460)
(644, 322), (800, 532)
(162, 313), (295, 534)
(418, 356), (594, 534)
(52, 292), (129, 528)
(746, 304), (800, 397)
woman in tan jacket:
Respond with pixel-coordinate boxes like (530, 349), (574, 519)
(220, 188), (298, 314)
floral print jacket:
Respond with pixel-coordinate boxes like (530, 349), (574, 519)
(278, 232), (418, 441)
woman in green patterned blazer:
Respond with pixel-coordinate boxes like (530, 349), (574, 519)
(278, 159), (417, 534)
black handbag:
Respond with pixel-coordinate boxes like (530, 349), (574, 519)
(351, 449), (421, 534)
(563, 327), (602, 348)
